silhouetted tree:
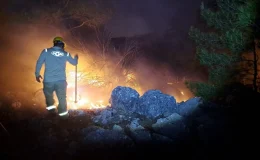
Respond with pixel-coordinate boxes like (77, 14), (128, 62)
(9, 0), (114, 35)
(240, 39), (260, 91)
(186, 0), (259, 100)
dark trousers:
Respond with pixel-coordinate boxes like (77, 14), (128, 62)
(43, 80), (67, 114)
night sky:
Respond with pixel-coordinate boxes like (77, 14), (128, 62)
(106, 0), (204, 37)
(3, 0), (207, 37)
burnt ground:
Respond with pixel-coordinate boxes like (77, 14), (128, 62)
(0, 103), (246, 160)
(0, 83), (255, 160)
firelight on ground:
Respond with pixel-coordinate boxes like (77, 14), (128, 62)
(68, 92), (107, 110)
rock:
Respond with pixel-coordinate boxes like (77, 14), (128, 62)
(137, 90), (177, 119)
(177, 97), (202, 116)
(111, 114), (126, 124)
(92, 106), (138, 126)
(93, 108), (105, 115)
(92, 108), (113, 125)
(127, 119), (152, 143)
(112, 124), (124, 132)
(128, 118), (145, 130)
(152, 113), (182, 127)
(110, 86), (140, 113)
(139, 118), (154, 129)
(83, 128), (134, 148)
(152, 113), (186, 139)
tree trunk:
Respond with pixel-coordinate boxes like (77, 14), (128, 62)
(253, 41), (258, 91)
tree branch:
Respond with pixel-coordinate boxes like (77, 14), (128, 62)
(64, 0), (70, 9)
(69, 21), (89, 30)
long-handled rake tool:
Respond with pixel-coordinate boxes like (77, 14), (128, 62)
(74, 64), (78, 104)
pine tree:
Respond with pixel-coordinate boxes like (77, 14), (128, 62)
(186, 0), (258, 100)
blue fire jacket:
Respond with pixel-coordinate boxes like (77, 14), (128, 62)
(35, 46), (78, 82)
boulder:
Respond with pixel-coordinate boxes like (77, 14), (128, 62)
(92, 108), (114, 125)
(126, 118), (152, 144)
(112, 124), (124, 132)
(137, 90), (177, 119)
(152, 113), (186, 139)
(110, 86), (140, 113)
(177, 97), (202, 116)
(92, 108), (131, 126)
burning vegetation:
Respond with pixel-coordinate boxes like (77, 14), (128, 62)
(0, 0), (198, 112)
(32, 56), (193, 111)
(1, 1), (260, 159)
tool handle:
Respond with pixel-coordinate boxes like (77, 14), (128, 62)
(74, 65), (78, 103)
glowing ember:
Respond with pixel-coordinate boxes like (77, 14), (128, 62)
(67, 95), (107, 110)
(66, 87), (108, 110)
(65, 71), (108, 109)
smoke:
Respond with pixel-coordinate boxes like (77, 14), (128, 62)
(0, 0), (206, 103)
(130, 57), (194, 102)
(0, 21), (197, 102)
(0, 23), (60, 95)
(107, 0), (177, 36)
(106, 15), (152, 37)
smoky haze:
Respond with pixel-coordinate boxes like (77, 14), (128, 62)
(0, 24), (59, 94)
(0, 23), (196, 103)
(0, 0), (210, 104)
(106, 0), (205, 37)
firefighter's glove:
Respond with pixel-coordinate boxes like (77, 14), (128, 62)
(36, 75), (43, 83)
(74, 54), (79, 60)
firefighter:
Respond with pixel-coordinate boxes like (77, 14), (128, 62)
(35, 37), (78, 118)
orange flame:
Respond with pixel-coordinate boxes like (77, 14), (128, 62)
(66, 86), (108, 110)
